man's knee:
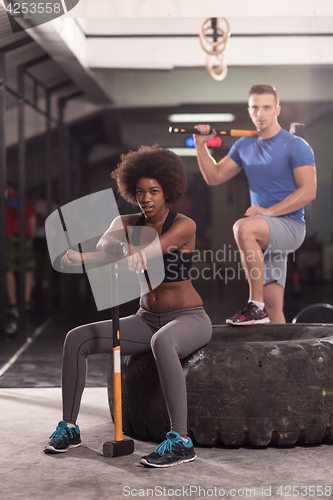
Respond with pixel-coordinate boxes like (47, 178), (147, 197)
(234, 217), (270, 251)
(233, 218), (253, 243)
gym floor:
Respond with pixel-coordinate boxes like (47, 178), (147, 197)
(1, 278), (333, 499)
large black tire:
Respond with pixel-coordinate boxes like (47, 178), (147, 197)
(107, 324), (333, 446)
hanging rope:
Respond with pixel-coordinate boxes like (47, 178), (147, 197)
(199, 17), (230, 81)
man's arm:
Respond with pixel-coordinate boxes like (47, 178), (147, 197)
(194, 125), (241, 185)
(245, 165), (317, 217)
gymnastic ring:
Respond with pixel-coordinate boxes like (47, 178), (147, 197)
(206, 54), (228, 81)
(107, 323), (333, 446)
(199, 27), (228, 56)
(199, 17), (229, 51)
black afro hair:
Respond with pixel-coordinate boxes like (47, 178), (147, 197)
(111, 145), (187, 205)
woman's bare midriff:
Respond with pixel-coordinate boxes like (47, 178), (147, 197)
(139, 279), (203, 314)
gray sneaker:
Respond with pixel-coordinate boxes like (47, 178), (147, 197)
(140, 431), (196, 468)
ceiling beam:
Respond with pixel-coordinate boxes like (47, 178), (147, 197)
(9, 13), (112, 104)
(76, 17), (333, 36)
(86, 35), (333, 69)
(65, 0), (333, 19)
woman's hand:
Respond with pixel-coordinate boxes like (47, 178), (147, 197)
(117, 241), (147, 273)
(117, 240), (147, 273)
(61, 249), (83, 269)
(116, 241), (130, 258)
(128, 249), (147, 274)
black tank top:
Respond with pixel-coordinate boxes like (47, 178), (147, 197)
(133, 210), (193, 283)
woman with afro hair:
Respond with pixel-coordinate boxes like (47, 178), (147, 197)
(44, 145), (212, 468)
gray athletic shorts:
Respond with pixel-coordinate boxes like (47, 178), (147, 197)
(258, 215), (306, 288)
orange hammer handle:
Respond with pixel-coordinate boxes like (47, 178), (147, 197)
(113, 345), (123, 442)
(169, 126), (258, 138)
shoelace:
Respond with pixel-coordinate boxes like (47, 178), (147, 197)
(154, 433), (185, 456)
(49, 424), (75, 440)
(239, 303), (251, 314)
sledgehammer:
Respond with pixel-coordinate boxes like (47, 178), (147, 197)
(169, 122), (305, 138)
(103, 262), (134, 457)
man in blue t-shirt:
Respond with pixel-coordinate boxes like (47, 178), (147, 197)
(194, 84), (316, 325)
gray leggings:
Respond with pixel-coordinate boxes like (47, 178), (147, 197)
(62, 306), (212, 435)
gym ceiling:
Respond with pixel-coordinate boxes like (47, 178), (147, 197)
(1, 0), (333, 171)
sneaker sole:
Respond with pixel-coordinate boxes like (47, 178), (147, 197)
(226, 318), (270, 326)
(140, 454), (196, 468)
(44, 442), (81, 454)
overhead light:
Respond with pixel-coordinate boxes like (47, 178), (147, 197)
(168, 113), (235, 123)
(167, 148), (199, 157)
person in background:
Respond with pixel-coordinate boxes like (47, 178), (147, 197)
(194, 84), (316, 325)
(6, 182), (36, 315)
(34, 188), (58, 301)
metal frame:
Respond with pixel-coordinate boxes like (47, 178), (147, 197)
(0, 51), (7, 341)
(58, 91), (83, 206)
(0, 51), (79, 337)
(17, 64), (26, 328)
(45, 89), (52, 314)
(17, 59), (82, 327)
(0, 39), (85, 337)
(44, 80), (72, 312)
(57, 90), (83, 311)
(0, 37), (36, 340)
(17, 55), (50, 330)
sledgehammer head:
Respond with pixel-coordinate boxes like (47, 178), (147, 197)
(103, 438), (134, 457)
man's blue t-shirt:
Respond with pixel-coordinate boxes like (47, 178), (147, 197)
(227, 128), (316, 227)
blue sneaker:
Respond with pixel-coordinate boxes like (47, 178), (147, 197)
(44, 420), (81, 454)
(140, 431), (196, 468)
